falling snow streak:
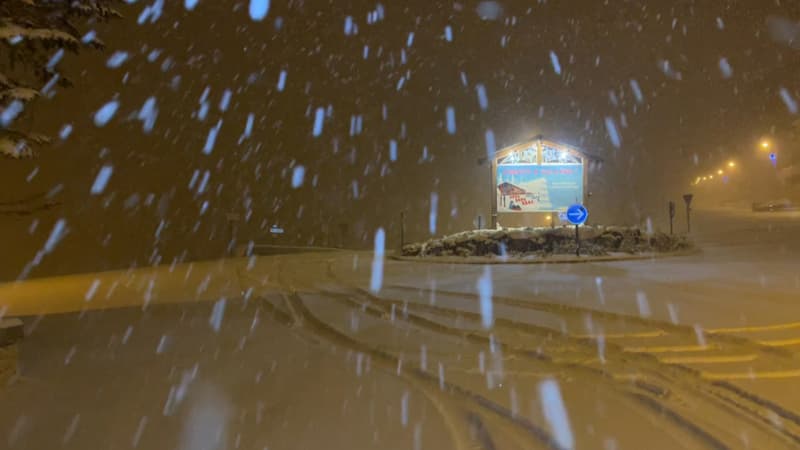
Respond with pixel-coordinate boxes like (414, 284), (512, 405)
(84, 279), (101, 302)
(188, 170), (199, 190)
(389, 140), (398, 161)
(242, 113), (254, 140)
(93, 100), (119, 127)
(41, 74), (59, 96)
(636, 290), (651, 317)
(477, 266), (493, 329)
(81, 30), (96, 43)
(248, 0), (270, 21)
(344, 16), (354, 35)
(197, 102), (209, 121)
(595, 277), (605, 305)
(0, 100), (23, 127)
(137, 0), (164, 24)
(138, 97), (158, 134)
(476, 84), (489, 110)
(484, 129), (496, 160)
(445, 106), (456, 134)
(549, 51), (562, 75)
(43, 219), (67, 254)
(604, 116), (621, 148)
(400, 392), (409, 427)
(406, 32), (415, 47)
(90, 165), (113, 195)
(429, 192), (438, 235)
(658, 59), (682, 80)
(291, 165), (305, 188)
(46, 49), (64, 71)
(59, 124), (73, 140)
(219, 89), (232, 112)
(444, 25), (453, 42)
(539, 380), (574, 450)
(668, 304), (679, 324)
(370, 228), (385, 293)
(202, 120), (222, 154)
(718, 58), (733, 79)
(312, 107), (325, 137)
(629, 79), (644, 103)
(779, 88), (798, 114)
(197, 170), (210, 194)
(209, 298), (226, 332)
(477, 1), (503, 20)
(277, 70), (287, 91)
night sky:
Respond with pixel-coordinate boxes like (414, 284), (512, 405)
(2, 0), (800, 278)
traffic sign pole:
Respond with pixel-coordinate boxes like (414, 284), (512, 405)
(682, 194), (694, 233)
(566, 204), (589, 257)
(668, 201), (676, 235)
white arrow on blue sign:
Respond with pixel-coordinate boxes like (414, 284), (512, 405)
(566, 204), (588, 225)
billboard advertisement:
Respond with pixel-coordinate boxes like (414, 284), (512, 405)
(496, 164), (583, 212)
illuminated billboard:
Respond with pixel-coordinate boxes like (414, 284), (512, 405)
(496, 163), (583, 213)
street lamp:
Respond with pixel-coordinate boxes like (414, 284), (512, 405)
(727, 161), (736, 168)
(760, 140), (770, 150)
(717, 169), (723, 175)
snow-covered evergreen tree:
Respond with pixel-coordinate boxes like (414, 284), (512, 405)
(0, 0), (121, 158)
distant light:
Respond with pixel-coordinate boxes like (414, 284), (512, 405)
(769, 152), (777, 161)
(728, 161), (736, 168)
(709, 175), (714, 179)
(545, 215), (552, 221)
(717, 169), (723, 175)
(760, 140), (770, 149)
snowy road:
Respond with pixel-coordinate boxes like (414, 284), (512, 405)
(3, 208), (800, 449)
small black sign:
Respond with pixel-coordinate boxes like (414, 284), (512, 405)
(682, 194), (694, 207)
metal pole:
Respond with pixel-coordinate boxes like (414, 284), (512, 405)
(575, 224), (580, 257)
(490, 164), (497, 229)
(400, 211), (406, 248)
(686, 206), (691, 233)
(668, 201), (675, 235)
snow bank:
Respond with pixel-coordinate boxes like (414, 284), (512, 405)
(401, 226), (693, 258)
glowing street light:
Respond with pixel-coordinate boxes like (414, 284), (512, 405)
(760, 140), (770, 150)
(717, 169), (723, 175)
(727, 161), (736, 168)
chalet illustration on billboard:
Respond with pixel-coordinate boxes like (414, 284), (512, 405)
(496, 143), (584, 213)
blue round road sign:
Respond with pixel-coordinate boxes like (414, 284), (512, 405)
(566, 204), (588, 225)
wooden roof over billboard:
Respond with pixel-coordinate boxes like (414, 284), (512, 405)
(493, 136), (602, 164)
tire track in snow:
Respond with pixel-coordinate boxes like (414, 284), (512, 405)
(320, 262), (800, 448)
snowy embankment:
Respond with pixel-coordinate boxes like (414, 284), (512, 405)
(401, 226), (693, 260)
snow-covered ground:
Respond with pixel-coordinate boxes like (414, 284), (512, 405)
(2, 208), (800, 449)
